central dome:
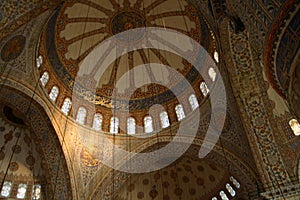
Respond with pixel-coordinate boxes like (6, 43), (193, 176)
(36, 0), (216, 133)
(111, 10), (146, 32)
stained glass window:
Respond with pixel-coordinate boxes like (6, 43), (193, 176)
(189, 94), (199, 110)
(175, 104), (185, 121)
(40, 71), (49, 86)
(49, 86), (59, 102)
(1, 181), (12, 197)
(61, 98), (72, 115)
(127, 117), (136, 134)
(226, 183), (236, 197)
(209, 67), (216, 81)
(76, 107), (87, 125)
(200, 82), (209, 97)
(214, 50), (219, 63)
(219, 190), (229, 200)
(36, 55), (43, 68)
(93, 113), (103, 131)
(289, 119), (300, 136)
(32, 184), (41, 200)
(230, 176), (241, 189)
(160, 111), (170, 128)
(144, 116), (153, 133)
(16, 183), (27, 199)
(110, 117), (119, 134)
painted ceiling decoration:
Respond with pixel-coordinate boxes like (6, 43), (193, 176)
(264, 0), (299, 97)
(1, 0), (299, 199)
(38, 0), (214, 111)
(114, 156), (232, 200)
(0, 86), (73, 199)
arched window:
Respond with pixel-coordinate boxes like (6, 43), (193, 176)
(189, 94), (199, 111)
(49, 86), (59, 102)
(16, 184), (27, 199)
(32, 184), (41, 200)
(76, 107), (87, 125)
(208, 67), (216, 81)
(1, 181), (12, 197)
(175, 104), (185, 121)
(160, 111), (170, 128)
(40, 71), (49, 86)
(144, 116), (153, 133)
(127, 117), (136, 134)
(289, 119), (300, 136)
(93, 113), (103, 131)
(226, 183), (236, 197)
(212, 197), (218, 200)
(36, 55), (43, 68)
(230, 176), (241, 189)
(61, 98), (72, 115)
(110, 117), (119, 134)
(200, 82), (209, 97)
(214, 50), (219, 63)
(219, 190), (229, 200)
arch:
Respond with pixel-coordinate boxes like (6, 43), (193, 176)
(220, 190), (229, 200)
(189, 94), (199, 111)
(61, 98), (72, 115)
(76, 107), (87, 125)
(0, 181), (12, 197)
(226, 183), (236, 197)
(289, 119), (300, 136)
(209, 67), (217, 81)
(39, 71), (49, 87)
(160, 111), (170, 128)
(0, 86), (73, 199)
(32, 184), (41, 200)
(144, 116), (153, 133)
(16, 184), (27, 199)
(127, 117), (136, 134)
(36, 55), (43, 68)
(93, 113), (103, 131)
(175, 104), (185, 121)
(49, 86), (59, 102)
(214, 50), (219, 63)
(110, 117), (119, 134)
(200, 81), (209, 97)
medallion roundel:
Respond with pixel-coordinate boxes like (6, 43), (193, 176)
(1, 35), (26, 62)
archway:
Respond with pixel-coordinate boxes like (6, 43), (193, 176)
(0, 86), (72, 199)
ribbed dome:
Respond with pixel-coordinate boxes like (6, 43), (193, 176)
(37, 0), (215, 113)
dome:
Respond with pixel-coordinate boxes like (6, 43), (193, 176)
(36, 0), (217, 133)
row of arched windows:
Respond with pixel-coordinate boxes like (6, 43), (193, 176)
(38, 54), (217, 134)
(0, 182), (41, 199)
(211, 176), (240, 200)
(40, 78), (210, 134)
